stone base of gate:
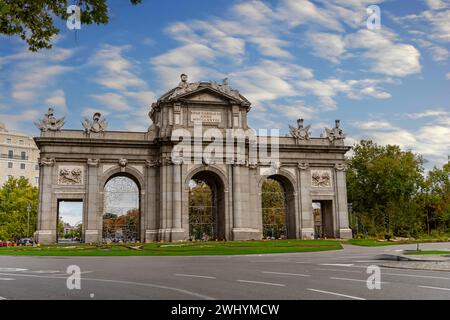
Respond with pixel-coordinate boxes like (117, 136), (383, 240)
(145, 228), (186, 242)
(232, 228), (262, 241)
(34, 230), (56, 244)
(300, 228), (315, 240)
(339, 228), (353, 239)
(84, 229), (100, 244)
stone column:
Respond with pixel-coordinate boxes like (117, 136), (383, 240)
(159, 155), (173, 241)
(145, 160), (159, 242)
(298, 162), (314, 239)
(171, 162), (184, 241)
(35, 157), (56, 244)
(335, 163), (352, 239)
(232, 163), (242, 239)
(85, 159), (100, 243)
(232, 163), (260, 240)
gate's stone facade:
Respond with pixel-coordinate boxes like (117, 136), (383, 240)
(34, 76), (352, 244)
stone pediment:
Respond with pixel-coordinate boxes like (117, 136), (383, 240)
(158, 77), (251, 107)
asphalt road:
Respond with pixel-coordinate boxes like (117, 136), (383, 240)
(1, 242), (450, 300)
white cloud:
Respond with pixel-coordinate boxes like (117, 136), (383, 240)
(45, 89), (68, 115)
(345, 29), (422, 77)
(0, 110), (39, 131)
(81, 108), (111, 118)
(90, 45), (146, 91)
(90, 93), (131, 111)
(306, 32), (346, 63)
(426, 0), (448, 10)
(428, 45), (450, 61)
(12, 64), (72, 102)
(351, 120), (395, 130)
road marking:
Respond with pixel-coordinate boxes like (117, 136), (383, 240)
(0, 278), (15, 281)
(307, 288), (366, 300)
(262, 271), (310, 277)
(418, 285), (450, 291)
(175, 274), (216, 279)
(316, 268), (362, 273)
(0, 268), (27, 272)
(0, 272), (215, 300)
(383, 272), (450, 280)
(319, 263), (354, 267)
(237, 280), (286, 287)
(330, 277), (387, 284)
(0, 296), (6, 300)
(353, 260), (381, 263)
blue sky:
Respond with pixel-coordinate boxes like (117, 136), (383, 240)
(0, 0), (449, 168)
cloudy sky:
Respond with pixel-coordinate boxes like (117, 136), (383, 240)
(0, 0), (449, 168)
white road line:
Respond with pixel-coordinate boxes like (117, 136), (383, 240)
(307, 288), (366, 300)
(330, 277), (387, 284)
(175, 274), (216, 279)
(353, 260), (381, 263)
(316, 268), (362, 273)
(0, 278), (15, 281)
(237, 280), (286, 287)
(0, 272), (215, 300)
(383, 273), (450, 280)
(418, 285), (450, 291)
(319, 263), (354, 267)
(262, 271), (310, 277)
(0, 268), (27, 272)
(0, 296), (6, 300)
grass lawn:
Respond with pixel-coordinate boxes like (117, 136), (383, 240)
(345, 239), (450, 247)
(404, 250), (450, 255)
(0, 240), (342, 256)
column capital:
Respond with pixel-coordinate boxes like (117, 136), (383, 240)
(334, 163), (347, 171)
(87, 158), (100, 167)
(298, 162), (309, 170)
(145, 159), (161, 168)
(39, 157), (55, 167)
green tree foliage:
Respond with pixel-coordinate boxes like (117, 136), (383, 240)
(188, 180), (214, 240)
(0, 177), (38, 240)
(347, 140), (450, 238)
(0, 0), (141, 51)
(261, 178), (287, 238)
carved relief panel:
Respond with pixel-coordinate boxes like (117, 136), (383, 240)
(311, 169), (332, 188)
(58, 166), (84, 185)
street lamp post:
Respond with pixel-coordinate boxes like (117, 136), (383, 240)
(27, 203), (31, 239)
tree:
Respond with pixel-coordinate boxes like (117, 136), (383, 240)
(0, 177), (38, 241)
(0, 0), (142, 51)
(346, 140), (425, 237)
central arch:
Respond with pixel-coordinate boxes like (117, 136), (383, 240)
(187, 170), (226, 240)
(102, 174), (141, 243)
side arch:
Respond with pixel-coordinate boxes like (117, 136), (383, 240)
(258, 168), (299, 239)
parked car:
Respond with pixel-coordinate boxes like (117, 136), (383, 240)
(19, 238), (34, 246)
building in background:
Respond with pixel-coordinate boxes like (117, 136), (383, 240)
(0, 122), (40, 187)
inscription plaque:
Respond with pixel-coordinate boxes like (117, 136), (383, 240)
(190, 111), (221, 123)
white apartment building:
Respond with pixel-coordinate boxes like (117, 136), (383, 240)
(0, 122), (40, 187)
